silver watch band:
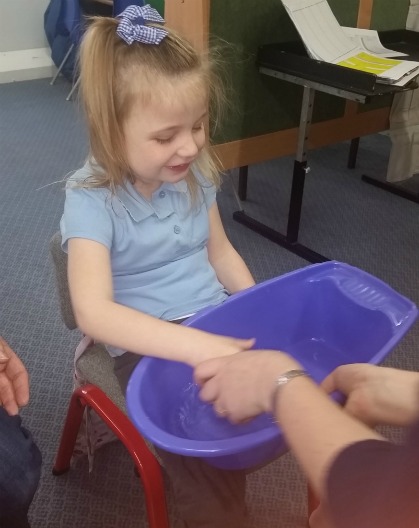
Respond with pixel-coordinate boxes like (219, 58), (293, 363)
(276, 369), (310, 388)
(272, 369), (311, 415)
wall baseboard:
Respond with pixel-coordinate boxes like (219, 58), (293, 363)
(0, 47), (56, 84)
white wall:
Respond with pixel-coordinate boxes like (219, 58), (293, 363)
(0, 0), (50, 52)
(0, 0), (55, 82)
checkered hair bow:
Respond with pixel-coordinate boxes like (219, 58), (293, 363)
(116, 4), (168, 45)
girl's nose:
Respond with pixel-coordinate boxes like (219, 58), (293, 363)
(177, 134), (200, 158)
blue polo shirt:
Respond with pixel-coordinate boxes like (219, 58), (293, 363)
(60, 162), (228, 355)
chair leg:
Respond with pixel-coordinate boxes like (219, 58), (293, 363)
(50, 44), (75, 85)
(54, 384), (170, 528)
(52, 386), (86, 475)
(347, 137), (360, 169)
(238, 165), (249, 201)
(66, 77), (81, 101)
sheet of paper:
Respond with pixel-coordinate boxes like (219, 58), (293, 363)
(392, 70), (419, 88)
(281, 0), (358, 63)
(342, 27), (408, 58)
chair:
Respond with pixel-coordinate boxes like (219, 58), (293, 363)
(50, 0), (83, 100)
(49, 232), (169, 528)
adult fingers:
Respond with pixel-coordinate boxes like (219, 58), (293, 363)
(12, 370), (29, 407)
(194, 357), (226, 385)
(0, 338), (29, 408)
(198, 377), (220, 404)
(0, 377), (19, 416)
(320, 364), (365, 395)
(4, 352), (29, 405)
(213, 398), (260, 425)
(0, 337), (10, 362)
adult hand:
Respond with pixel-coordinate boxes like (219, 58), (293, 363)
(321, 363), (419, 427)
(0, 336), (29, 416)
(194, 350), (301, 423)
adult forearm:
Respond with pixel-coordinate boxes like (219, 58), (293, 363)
(274, 376), (386, 497)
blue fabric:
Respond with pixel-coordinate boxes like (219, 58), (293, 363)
(44, 0), (78, 81)
(0, 408), (42, 528)
(114, 0), (145, 16)
(60, 162), (228, 356)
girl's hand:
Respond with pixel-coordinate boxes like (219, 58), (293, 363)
(194, 350), (301, 423)
(188, 332), (256, 366)
(321, 363), (419, 427)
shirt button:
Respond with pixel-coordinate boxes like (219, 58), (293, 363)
(159, 190), (166, 198)
(173, 225), (181, 234)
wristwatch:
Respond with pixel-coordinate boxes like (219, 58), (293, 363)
(276, 369), (310, 389)
(272, 369), (311, 414)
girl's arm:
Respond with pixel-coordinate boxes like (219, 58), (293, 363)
(67, 238), (254, 366)
(206, 203), (255, 293)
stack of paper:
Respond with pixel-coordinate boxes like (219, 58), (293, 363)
(281, 0), (419, 86)
(342, 27), (407, 58)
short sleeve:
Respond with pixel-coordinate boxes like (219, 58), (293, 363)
(60, 185), (114, 252)
(202, 181), (216, 209)
(193, 169), (217, 210)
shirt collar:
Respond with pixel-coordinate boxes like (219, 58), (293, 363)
(114, 179), (188, 222)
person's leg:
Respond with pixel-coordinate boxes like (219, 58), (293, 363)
(114, 352), (247, 528)
(154, 446), (247, 528)
(0, 408), (42, 528)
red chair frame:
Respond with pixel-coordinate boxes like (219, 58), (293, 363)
(53, 384), (169, 528)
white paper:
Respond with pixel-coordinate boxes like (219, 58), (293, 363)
(392, 71), (419, 87)
(342, 27), (408, 58)
(281, 0), (358, 63)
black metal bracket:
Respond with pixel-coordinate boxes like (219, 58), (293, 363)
(362, 175), (419, 204)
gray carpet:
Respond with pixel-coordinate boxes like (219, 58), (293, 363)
(0, 77), (418, 528)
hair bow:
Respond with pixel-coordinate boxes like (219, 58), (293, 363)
(116, 4), (168, 45)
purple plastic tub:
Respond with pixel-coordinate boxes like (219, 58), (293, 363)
(126, 262), (418, 470)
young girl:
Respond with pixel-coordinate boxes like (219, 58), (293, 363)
(61, 5), (256, 527)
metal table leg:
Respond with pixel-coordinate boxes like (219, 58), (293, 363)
(233, 86), (329, 263)
(347, 137), (360, 169)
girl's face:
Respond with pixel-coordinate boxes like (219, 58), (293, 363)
(123, 76), (207, 199)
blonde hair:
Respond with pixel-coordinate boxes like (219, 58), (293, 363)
(78, 16), (225, 197)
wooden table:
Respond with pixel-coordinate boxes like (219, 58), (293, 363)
(233, 37), (418, 263)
